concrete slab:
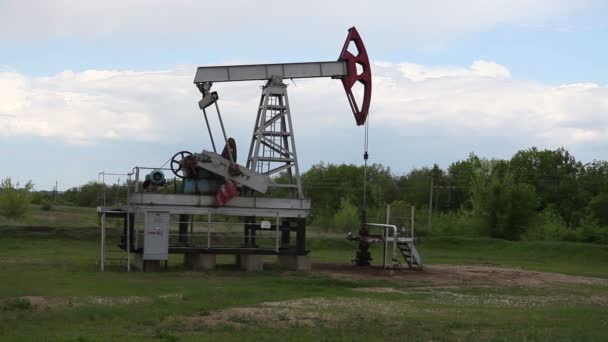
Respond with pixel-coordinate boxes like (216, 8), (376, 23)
(184, 253), (216, 270)
(278, 255), (311, 271)
(239, 255), (264, 271)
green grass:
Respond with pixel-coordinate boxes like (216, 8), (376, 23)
(0, 206), (607, 341)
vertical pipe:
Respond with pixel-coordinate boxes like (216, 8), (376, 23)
(386, 204), (391, 225)
(101, 212), (106, 272)
(275, 213), (280, 252)
(133, 213), (138, 251)
(411, 205), (415, 240)
(127, 174), (131, 273)
(385, 204), (391, 269)
(207, 212), (211, 249)
(392, 225), (398, 266)
(428, 178), (433, 230)
(383, 227), (388, 269)
(135, 167), (140, 193)
(102, 173), (106, 207)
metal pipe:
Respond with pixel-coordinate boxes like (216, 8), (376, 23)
(428, 178), (433, 229)
(275, 214), (280, 252)
(411, 205), (415, 240)
(383, 227), (388, 269)
(127, 174), (131, 272)
(207, 212), (211, 249)
(135, 167), (140, 193)
(100, 212), (106, 272)
(134, 212), (139, 250)
(102, 173), (106, 207)
(202, 108), (217, 153)
(383, 204), (390, 268)
(214, 101), (234, 164)
(365, 223), (398, 267)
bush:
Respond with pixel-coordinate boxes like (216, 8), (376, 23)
(587, 192), (608, 226)
(0, 178), (34, 219)
(332, 198), (360, 232)
(525, 205), (571, 241)
(2, 298), (33, 311)
(429, 210), (483, 237)
(578, 221), (608, 244)
(40, 199), (53, 211)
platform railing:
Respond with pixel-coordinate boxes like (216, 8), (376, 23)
(363, 204), (416, 269)
(129, 214), (283, 252)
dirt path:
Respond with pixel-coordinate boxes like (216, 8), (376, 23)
(313, 263), (608, 287)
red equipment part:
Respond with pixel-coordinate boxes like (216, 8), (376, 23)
(338, 27), (372, 126)
(215, 138), (240, 207)
(214, 179), (239, 207)
(221, 137), (237, 163)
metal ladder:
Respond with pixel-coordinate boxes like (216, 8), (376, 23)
(397, 239), (423, 270)
(385, 205), (423, 270)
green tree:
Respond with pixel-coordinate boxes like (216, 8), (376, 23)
(587, 192), (608, 226)
(0, 178), (34, 219)
(60, 182), (114, 207)
(471, 160), (539, 240)
(447, 152), (482, 210)
(332, 198), (361, 232)
(395, 167), (437, 209)
(301, 163), (397, 224)
(510, 147), (584, 225)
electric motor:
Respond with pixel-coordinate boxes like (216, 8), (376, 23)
(144, 169), (166, 188)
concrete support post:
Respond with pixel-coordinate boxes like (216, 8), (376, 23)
(278, 255), (311, 271)
(132, 254), (162, 272)
(239, 255), (264, 271)
(184, 253), (216, 271)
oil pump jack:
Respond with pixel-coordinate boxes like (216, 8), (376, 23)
(177, 26), (371, 203)
(99, 27), (412, 272)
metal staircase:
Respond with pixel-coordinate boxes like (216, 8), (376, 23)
(397, 239), (422, 270)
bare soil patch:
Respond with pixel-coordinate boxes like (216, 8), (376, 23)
(314, 263), (608, 287)
(163, 297), (418, 331)
(2, 295), (152, 311)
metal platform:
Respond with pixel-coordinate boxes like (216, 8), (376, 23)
(125, 193), (310, 217)
(98, 189), (311, 272)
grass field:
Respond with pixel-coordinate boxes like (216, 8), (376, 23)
(1, 206), (607, 341)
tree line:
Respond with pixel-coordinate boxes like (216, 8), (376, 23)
(298, 147), (608, 243)
(3, 146), (607, 243)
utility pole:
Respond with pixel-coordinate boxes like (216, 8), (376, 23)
(53, 180), (58, 203)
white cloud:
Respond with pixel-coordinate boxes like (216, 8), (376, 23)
(398, 60), (510, 81)
(1, 61), (607, 152)
(0, 0), (598, 44)
(371, 62), (608, 146)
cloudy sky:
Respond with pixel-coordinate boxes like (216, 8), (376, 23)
(1, 0), (607, 190)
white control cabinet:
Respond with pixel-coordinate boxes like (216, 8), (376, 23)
(143, 211), (170, 260)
